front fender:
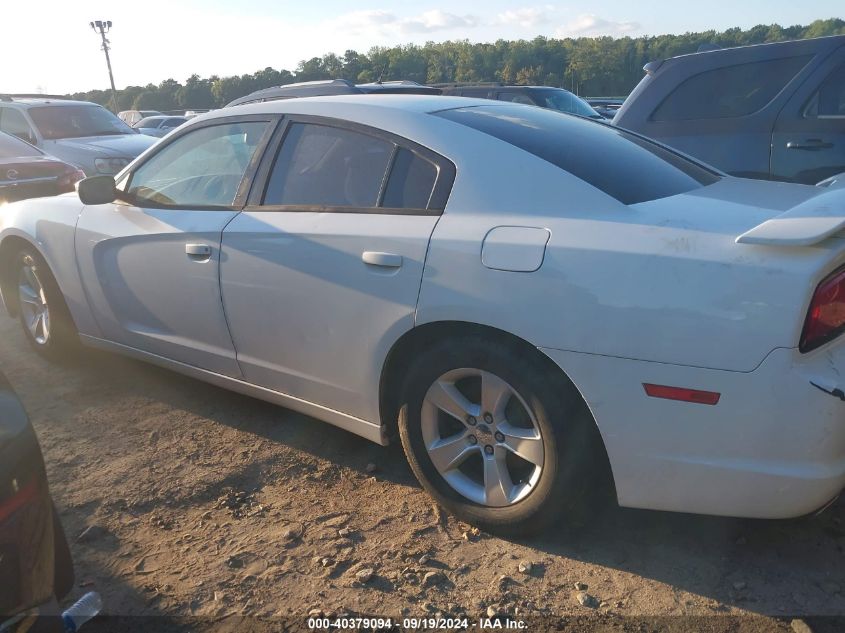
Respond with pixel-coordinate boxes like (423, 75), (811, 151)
(0, 195), (101, 337)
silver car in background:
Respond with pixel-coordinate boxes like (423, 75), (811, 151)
(134, 115), (188, 138)
(0, 98), (156, 176)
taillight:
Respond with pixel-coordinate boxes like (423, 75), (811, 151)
(800, 266), (845, 352)
(57, 166), (86, 191)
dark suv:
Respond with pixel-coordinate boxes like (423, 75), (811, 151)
(434, 84), (603, 119)
(613, 35), (845, 184)
(225, 79), (441, 107)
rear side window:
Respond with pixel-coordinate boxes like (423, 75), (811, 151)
(264, 123), (393, 207)
(435, 104), (720, 205)
(652, 55), (813, 121)
(805, 62), (845, 118)
(383, 149), (438, 209)
(263, 123), (447, 211)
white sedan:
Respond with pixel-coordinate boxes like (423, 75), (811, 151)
(1, 95), (844, 534)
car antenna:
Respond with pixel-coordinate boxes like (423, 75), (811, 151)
(376, 63), (388, 85)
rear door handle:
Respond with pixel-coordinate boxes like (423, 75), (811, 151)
(362, 251), (403, 268)
(185, 243), (212, 258)
(786, 139), (834, 150)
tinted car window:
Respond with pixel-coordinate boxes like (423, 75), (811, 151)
(127, 121), (268, 207)
(435, 104), (719, 205)
(264, 123), (393, 207)
(29, 105), (135, 139)
(0, 131), (41, 158)
(805, 62), (845, 117)
(164, 118), (187, 127)
(383, 148), (438, 209)
(652, 55), (813, 121)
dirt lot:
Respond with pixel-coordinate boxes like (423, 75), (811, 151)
(1, 313), (844, 632)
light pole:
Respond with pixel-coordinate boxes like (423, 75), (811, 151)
(89, 20), (119, 113)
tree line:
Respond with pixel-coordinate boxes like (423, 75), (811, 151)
(70, 18), (845, 111)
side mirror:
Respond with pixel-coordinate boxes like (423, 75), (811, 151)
(76, 175), (117, 205)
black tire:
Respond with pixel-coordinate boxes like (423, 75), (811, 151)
(398, 335), (603, 536)
(14, 247), (78, 361)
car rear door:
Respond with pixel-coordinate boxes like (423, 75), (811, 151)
(220, 117), (454, 422)
(74, 115), (276, 376)
(771, 46), (845, 184)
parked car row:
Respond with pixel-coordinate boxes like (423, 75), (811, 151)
(0, 97), (155, 177)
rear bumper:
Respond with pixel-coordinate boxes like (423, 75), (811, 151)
(541, 345), (845, 519)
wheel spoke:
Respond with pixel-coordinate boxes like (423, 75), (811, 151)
(27, 311), (40, 335)
(19, 284), (40, 305)
(40, 311), (50, 340)
(499, 423), (545, 467)
(23, 266), (39, 291)
(427, 380), (477, 423)
(428, 433), (476, 472)
(483, 451), (513, 506)
(481, 371), (511, 419)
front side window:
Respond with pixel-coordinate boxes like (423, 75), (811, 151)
(28, 105), (134, 139)
(805, 62), (845, 118)
(126, 121), (268, 207)
(435, 104), (720, 205)
(652, 55), (813, 121)
(0, 108), (37, 144)
(264, 123), (393, 207)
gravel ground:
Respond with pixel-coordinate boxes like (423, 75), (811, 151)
(1, 313), (843, 632)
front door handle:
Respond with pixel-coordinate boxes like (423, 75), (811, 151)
(362, 251), (403, 268)
(786, 139), (834, 150)
(185, 243), (212, 258)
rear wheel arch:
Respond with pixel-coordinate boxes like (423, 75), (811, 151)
(379, 321), (613, 469)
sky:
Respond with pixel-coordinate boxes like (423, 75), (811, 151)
(1, 0), (841, 94)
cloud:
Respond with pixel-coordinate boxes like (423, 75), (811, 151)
(332, 8), (479, 36)
(496, 6), (554, 28)
(556, 14), (641, 37)
(401, 9), (480, 33)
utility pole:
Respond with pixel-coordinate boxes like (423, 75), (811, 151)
(89, 20), (118, 113)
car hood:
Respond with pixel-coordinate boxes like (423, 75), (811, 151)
(44, 133), (156, 158)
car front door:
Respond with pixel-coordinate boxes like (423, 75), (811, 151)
(74, 116), (276, 376)
(771, 48), (845, 184)
(220, 117), (455, 421)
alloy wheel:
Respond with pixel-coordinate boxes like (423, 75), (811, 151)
(18, 256), (51, 346)
(421, 368), (545, 507)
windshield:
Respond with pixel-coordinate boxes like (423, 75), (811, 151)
(136, 117), (163, 128)
(533, 89), (602, 118)
(0, 131), (42, 158)
(28, 104), (135, 140)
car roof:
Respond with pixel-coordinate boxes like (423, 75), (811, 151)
(658, 34), (845, 66)
(2, 98), (102, 108)
(221, 93), (496, 117)
(226, 79), (439, 107)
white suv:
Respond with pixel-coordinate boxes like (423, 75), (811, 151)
(0, 98), (156, 176)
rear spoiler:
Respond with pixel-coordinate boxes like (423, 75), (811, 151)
(736, 182), (845, 247)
